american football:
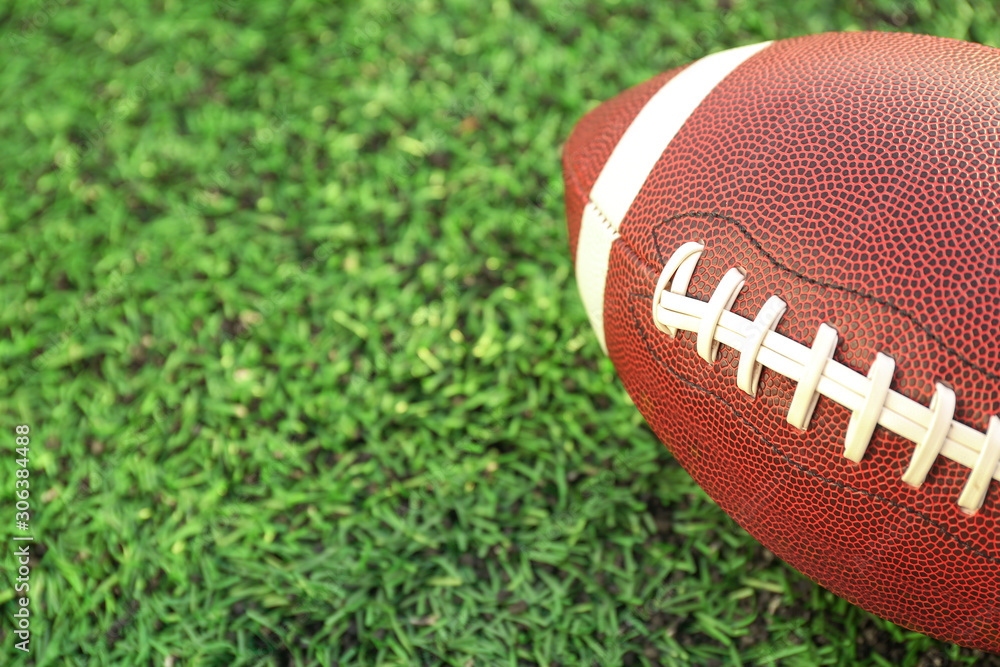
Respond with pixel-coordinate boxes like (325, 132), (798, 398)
(564, 31), (1000, 652)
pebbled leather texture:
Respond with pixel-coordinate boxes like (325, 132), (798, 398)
(564, 32), (1000, 652)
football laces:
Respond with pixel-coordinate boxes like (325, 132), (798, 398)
(652, 242), (1000, 514)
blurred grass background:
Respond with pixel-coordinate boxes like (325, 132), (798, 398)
(2, 0), (1000, 665)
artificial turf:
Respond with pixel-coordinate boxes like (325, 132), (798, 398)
(2, 0), (1000, 665)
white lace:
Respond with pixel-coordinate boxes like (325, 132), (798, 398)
(651, 243), (1000, 513)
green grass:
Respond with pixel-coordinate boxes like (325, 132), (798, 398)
(2, 0), (1000, 665)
